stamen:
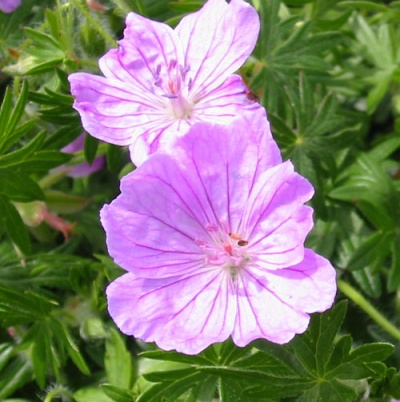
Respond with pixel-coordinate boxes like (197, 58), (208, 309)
(223, 242), (233, 255)
(161, 94), (178, 99)
(205, 223), (218, 232)
(168, 59), (177, 70)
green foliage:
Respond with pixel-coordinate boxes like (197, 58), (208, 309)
(134, 302), (393, 401)
(1, 0), (400, 400)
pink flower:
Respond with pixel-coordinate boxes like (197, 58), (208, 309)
(101, 112), (336, 354)
(0, 0), (21, 13)
(68, 0), (262, 165)
(60, 134), (104, 178)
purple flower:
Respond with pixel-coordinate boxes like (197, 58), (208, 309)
(101, 112), (336, 354)
(60, 134), (104, 178)
(68, 0), (262, 165)
(0, 0), (21, 13)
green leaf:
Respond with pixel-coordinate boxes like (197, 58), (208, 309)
(0, 196), (31, 254)
(347, 231), (393, 271)
(0, 284), (56, 325)
(50, 318), (91, 375)
(291, 301), (348, 376)
(31, 325), (48, 388)
(144, 367), (197, 383)
(219, 378), (259, 402)
(0, 131), (46, 168)
(351, 266), (382, 298)
(139, 349), (212, 366)
(137, 371), (206, 402)
(186, 376), (218, 402)
(107, 144), (124, 172)
(388, 233), (400, 292)
(0, 357), (32, 400)
(74, 388), (113, 402)
(0, 343), (14, 372)
(45, 190), (89, 214)
(0, 81), (29, 154)
(23, 27), (61, 49)
(0, 168), (44, 202)
(101, 384), (135, 402)
(346, 343), (393, 365)
(105, 328), (135, 389)
(338, 1), (388, 12)
(296, 379), (358, 402)
(367, 76), (391, 113)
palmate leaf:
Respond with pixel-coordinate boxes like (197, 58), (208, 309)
(252, 301), (393, 400)
(137, 302), (393, 401)
(251, 0), (342, 113)
(330, 151), (399, 278)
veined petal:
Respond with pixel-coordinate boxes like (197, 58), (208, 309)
(101, 153), (216, 278)
(232, 271), (309, 346)
(171, 114), (282, 232)
(99, 12), (184, 94)
(69, 73), (169, 145)
(240, 161), (314, 269)
(107, 271), (236, 355)
(176, 0), (260, 98)
(232, 249), (336, 345)
(128, 118), (193, 166)
(258, 249), (337, 313)
(193, 74), (263, 121)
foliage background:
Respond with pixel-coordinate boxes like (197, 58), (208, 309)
(1, 0), (400, 400)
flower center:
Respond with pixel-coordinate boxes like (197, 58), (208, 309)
(153, 60), (194, 120)
(195, 221), (250, 279)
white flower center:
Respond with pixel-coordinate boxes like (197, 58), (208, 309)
(152, 60), (194, 120)
(195, 221), (250, 278)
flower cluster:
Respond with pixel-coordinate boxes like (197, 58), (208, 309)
(70, 0), (336, 354)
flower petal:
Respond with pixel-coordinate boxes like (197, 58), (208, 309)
(69, 73), (170, 146)
(107, 271), (236, 354)
(0, 0), (21, 13)
(260, 249), (337, 313)
(171, 113), (282, 232)
(176, 0), (260, 98)
(193, 74), (263, 122)
(128, 118), (193, 166)
(99, 12), (184, 93)
(232, 249), (336, 345)
(100, 153), (217, 278)
(242, 161), (315, 269)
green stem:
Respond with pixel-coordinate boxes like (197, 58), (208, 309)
(44, 387), (74, 402)
(338, 279), (400, 341)
(70, 0), (116, 47)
